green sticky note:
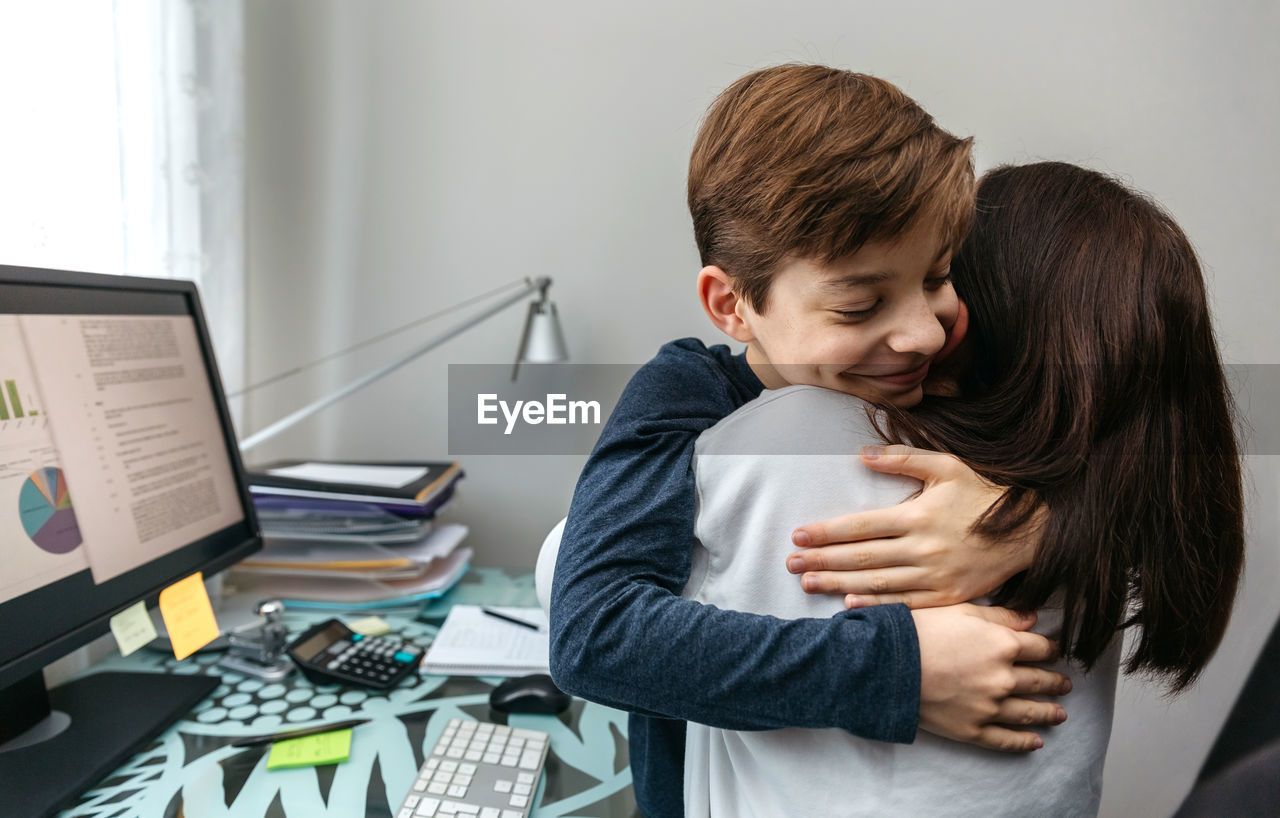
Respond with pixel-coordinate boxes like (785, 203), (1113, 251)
(266, 728), (352, 770)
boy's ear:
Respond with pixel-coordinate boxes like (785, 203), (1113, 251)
(697, 266), (755, 343)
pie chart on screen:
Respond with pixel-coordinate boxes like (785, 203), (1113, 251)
(18, 466), (82, 554)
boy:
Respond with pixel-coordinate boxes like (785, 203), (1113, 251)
(549, 65), (1065, 816)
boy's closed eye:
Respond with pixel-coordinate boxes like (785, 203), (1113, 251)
(834, 302), (881, 322)
(833, 266), (951, 322)
(924, 257), (953, 287)
(924, 269), (953, 290)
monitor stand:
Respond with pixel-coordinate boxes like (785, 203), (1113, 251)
(0, 670), (218, 817)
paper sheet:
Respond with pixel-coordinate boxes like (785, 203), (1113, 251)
(21, 314), (244, 583)
(266, 463), (427, 489)
(420, 605), (550, 676)
(0, 316), (90, 605)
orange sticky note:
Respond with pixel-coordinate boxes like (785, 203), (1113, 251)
(157, 572), (221, 660)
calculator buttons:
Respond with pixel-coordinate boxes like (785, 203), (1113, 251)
(288, 618), (425, 689)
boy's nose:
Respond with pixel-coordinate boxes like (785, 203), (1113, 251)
(887, 297), (948, 356)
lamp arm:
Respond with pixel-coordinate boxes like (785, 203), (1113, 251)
(225, 278), (530, 401)
(238, 277), (548, 453)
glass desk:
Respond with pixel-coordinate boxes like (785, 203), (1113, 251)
(58, 568), (638, 818)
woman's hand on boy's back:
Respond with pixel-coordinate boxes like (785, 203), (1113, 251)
(913, 604), (1070, 752)
(787, 445), (1039, 609)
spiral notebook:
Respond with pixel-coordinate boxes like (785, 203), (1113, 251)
(419, 604), (550, 677)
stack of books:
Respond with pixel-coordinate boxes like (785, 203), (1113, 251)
(230, 460), (471, 609)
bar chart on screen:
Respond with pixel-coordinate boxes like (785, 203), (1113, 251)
(0, 318), (47, 432)
(0, 376), (41, 421)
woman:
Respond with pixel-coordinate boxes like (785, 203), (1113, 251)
(683, 162), (1244, 816)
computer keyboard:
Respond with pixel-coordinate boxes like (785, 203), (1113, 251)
(395, 718), (549, 817)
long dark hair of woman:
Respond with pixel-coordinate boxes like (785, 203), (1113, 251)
(883, 162), (1244, 692)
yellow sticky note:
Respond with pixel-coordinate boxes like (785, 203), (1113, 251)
(347, 615), (391, 636)
(157, 572), (220, 661)
(266, 729), (352, 770)
(109, 599), (158, 657)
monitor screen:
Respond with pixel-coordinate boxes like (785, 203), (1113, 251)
(0, 265), (261, 815)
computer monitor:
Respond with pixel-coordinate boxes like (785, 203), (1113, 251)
(0, 265), (262, 816)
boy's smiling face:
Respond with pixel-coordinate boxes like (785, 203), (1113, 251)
(728, 216), (959, 408)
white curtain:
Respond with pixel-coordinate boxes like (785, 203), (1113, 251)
(113, 0), (246, 403)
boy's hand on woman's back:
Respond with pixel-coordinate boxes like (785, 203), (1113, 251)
(912, 604), (1070, 753)
(787, 445), (1041, 608)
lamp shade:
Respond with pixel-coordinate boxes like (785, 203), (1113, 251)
(519, 300), (569, 363)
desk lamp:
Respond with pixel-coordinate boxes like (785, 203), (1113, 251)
(237, 276), (567, 453)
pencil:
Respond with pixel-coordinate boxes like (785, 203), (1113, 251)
(230, 717), (372, 748)
(481, 607), (542, 631)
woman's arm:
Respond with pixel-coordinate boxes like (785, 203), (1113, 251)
(788, 444), (1040, 608)
(688, 386), (1065, 750)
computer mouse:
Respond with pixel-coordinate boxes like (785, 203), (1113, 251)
(489, 673), (572, 715)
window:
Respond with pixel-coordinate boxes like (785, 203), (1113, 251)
(0, 0), (246, 400)
(0, 4), (124, 273)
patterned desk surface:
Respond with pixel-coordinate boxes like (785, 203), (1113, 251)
(59, 568), (638, 818)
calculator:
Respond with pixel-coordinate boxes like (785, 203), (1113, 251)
(286, 618), (424, 689)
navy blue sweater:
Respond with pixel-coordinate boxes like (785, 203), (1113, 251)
(549, 338), (920, 816)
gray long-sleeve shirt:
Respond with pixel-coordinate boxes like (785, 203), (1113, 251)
(549, 338), (921, 816)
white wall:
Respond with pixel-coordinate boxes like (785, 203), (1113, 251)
(242, 2), (1280, 815)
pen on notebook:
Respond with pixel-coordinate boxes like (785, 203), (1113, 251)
(481, 607), (542, 631)
(230, 718), (371, 748)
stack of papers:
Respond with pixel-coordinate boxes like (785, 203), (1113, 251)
(247, 460), (463, 517)
(257, 502), (434, 545)
(237, 523), (467, 580)
(230, 524), (471, 609)
(420, 605), (550, 677)
(233, 461), (470, 610)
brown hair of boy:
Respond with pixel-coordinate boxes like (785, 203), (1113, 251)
(883, 162), (1244, 692)
(688, 64), (974, 312)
